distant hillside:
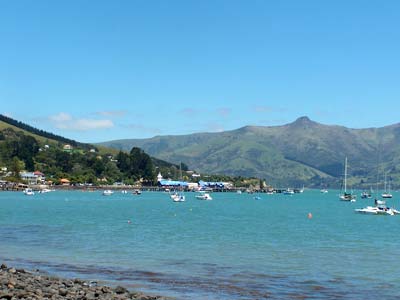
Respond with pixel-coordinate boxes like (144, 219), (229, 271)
(0, 114), (86, 148)
(0, 115), (179, 184)
(99, 117), (400, 188)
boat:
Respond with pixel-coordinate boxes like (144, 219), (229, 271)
(102, 190), (113, 196)
(171, 162), (185, 202)
(170, 191), (185, 202)
(355, 200), (400, 216)
(339, 157), (356, 202)
(320, 189), (328, 194)
(381, 173), (393, 198)
(283, 188), (294, 195)
(121, 190), (128, 194)
(23, 188), (34, 196)
(132, 189), (142, 195)
(253, 196), (261, 200)
(38, 188), (52, 193)
(361, 190), (372, 199)
(195, 191), (212, 200)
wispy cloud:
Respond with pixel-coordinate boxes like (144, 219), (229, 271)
(49, 112), (114, 131)
(96, 110), (127, 118)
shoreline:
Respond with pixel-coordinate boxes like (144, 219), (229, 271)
(0, 263), (169, 300)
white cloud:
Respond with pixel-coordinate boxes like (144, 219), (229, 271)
(96, 110), (127, 117)
(49, 113), (114, 131)
(50, 112), (72, 122)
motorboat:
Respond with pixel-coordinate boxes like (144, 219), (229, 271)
(320, 189), (328, 193)
(254, 196), (261, 200)
(121, 190), (128, 194)
(23, 188), (34, 196)
(283, 188), (294, 195)
(196, 191), (212, 200)
(132, 189), (142, 195)
(381, 192), (393, 199)
(355, 205), (400, 216)
(171, 192), (185, 202)
(102, 190), (114, 196)
(355, 199), (400, 216)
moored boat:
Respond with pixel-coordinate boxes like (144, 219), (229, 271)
(23, 188), (35, 196)
(195, 191), (212, 200)
(102, 190), (113, 196)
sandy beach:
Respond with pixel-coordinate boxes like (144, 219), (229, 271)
(0, 263), (168, 300)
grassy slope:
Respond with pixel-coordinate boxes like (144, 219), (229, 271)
(99, 117), (400, 188)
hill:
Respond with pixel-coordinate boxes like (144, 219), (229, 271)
(99, 117), (400, 188)
(0, 114), (179, 185)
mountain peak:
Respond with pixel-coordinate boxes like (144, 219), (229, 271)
(289, 116), (317, 127)
(295, 116), (311, 123)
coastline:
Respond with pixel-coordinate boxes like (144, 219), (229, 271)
(0, 263), (168, 300)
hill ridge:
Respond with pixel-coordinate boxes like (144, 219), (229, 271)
(99, 117), (400, 188)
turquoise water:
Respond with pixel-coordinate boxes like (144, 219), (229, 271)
(1, 190), (399, 299)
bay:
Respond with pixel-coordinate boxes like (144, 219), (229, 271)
(0, 190), (399, 299)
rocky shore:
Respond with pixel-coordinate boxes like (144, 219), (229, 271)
(0, 264), (168, 300)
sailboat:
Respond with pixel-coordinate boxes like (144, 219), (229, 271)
(381, 172), (393, 198)
(171, 163), (185, 202)
(339, 157), (356, 202)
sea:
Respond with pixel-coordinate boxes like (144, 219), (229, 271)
(1, 190), (399, 299)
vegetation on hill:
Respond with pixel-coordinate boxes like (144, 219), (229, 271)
(99, 116), (400, 188)
(0, 116), (186, 186)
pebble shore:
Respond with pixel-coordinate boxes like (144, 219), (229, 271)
(0, 264), (168, 300)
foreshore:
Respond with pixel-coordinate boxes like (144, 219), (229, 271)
(0, 263), (168, 300)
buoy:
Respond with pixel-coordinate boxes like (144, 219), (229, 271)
(307, 212), (313, 219)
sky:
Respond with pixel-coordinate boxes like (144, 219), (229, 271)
(1, 0), (400, 143)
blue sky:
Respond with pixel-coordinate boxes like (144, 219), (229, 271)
(1, 1), (399, 143)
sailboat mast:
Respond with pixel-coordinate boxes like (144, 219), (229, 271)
(344, 157), (347, 193)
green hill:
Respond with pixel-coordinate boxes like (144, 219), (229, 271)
(99, 117), (400, 188)
(0, 114), (179, 185)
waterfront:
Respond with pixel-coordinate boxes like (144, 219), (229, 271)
(1, 190), (399, 299)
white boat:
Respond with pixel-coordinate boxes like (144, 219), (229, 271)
(195, 191), (212, 200)
(339, 157), (356, 202)
(102, 190), (113, 196)
(283, 188), (294, 195)
(320, 189), (328, 193)
(170, 192), (185, 202)
(38, 188), (52, 193)
(23, 188), (34, 196)
(355, 201), (400, 216)
(171, 162), (186, 202)
(381, 173), (393, 198)
(121, 190), (128, 194)
(253, 196), (261, 200)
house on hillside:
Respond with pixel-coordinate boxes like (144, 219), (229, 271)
(20, 171), (45, 185)
(63, 144), (73, 152)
